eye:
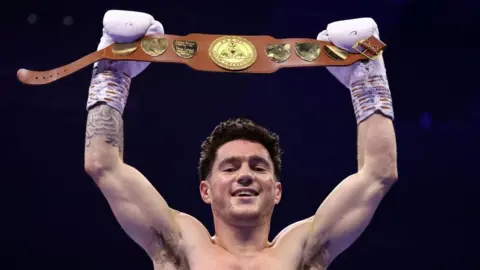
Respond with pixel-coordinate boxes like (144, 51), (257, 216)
(223, 167), (235, 172)
(254, 166), (267, 172)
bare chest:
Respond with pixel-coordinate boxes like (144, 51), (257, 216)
(152, 252), (324, 270)
(192, 257), (325, 270)
(190, 256), (291, 270)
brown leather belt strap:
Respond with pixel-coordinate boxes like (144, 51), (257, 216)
(16, 33), (386, 85)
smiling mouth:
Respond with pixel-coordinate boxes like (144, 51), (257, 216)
(232, 190), (260, 197)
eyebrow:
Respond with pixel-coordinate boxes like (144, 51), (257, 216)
(218, 155), (271, 168)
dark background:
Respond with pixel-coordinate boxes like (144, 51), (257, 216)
(2, 0), (478, 269)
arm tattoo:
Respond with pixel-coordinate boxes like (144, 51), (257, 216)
(85, 104), (124, 157)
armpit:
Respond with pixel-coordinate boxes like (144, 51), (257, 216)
(149, 227), (186, 267)
(302, 239), (331, 269)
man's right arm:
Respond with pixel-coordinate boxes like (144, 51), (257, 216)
(84, 103), (182, 257)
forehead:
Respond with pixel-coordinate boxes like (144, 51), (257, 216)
(215, 140), (271, 162)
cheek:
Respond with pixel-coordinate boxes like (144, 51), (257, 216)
(211, 180), (230, 199)
(210, 183), (232, 210)
(260, 177), (276, 193)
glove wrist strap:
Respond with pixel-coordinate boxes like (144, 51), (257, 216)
(86, 70), (131, 114)
(349, 62), (394, 124)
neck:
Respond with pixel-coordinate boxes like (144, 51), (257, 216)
(212, 214), (271, 256)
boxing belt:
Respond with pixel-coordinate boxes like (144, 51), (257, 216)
(16, 33), (385, 85)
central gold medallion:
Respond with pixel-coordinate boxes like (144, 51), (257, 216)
(208, 36), (257, 70)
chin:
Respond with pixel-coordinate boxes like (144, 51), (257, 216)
(229, 206), (262, 220)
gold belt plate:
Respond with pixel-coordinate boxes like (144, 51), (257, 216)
(208, 36), (257, 70)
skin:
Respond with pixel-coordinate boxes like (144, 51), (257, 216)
(84, 102), (397, 270)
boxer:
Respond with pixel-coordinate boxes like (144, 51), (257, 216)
(84, 10), (397, 270)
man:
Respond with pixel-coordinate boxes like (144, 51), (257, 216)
(84, 10), (398, 270)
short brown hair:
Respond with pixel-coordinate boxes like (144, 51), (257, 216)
(198, 118), (282, 181)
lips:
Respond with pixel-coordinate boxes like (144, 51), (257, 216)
(231, 188), (259, 197)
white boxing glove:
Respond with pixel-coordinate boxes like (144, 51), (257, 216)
(317, 18), (393, 124)
(87, 10), (164, 114)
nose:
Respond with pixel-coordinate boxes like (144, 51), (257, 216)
(237, 173), (253, 186)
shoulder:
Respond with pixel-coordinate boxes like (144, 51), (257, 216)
(271, 217), (331, 269)
(271, 217), (314, 247)
(268, 217), (315, 268)
(173, 210), (212, 241)
(173, 210), (213, 250)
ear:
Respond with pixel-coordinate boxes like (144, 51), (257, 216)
(274, 181), (282, 204)
(199, 180), (212, 204)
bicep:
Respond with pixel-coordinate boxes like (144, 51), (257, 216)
(94, 163), (181, 255)
(306, 172), (392, 263)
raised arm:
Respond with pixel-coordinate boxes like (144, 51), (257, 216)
(84, 104), (181, 255)
(301, 18), (398, 268)
(303, 114), (397, 265)
(83, 10), (183, 259)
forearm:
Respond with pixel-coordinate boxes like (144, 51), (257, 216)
(84, 103), (124, 174)
(357, 113), (397, 181)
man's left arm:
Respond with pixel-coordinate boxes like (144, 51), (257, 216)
(303, 113), (397, 266)
(301, 18), (398, 268)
